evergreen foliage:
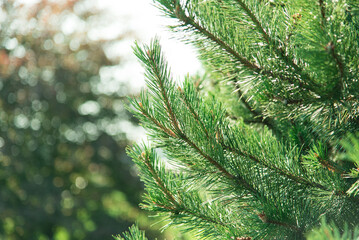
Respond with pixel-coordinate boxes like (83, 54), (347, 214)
(115, 225), (148, 240)
(126, 0), (359, 239)
(306, 219), (359, 240)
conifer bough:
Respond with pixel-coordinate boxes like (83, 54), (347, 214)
(117, 0), (359, 239)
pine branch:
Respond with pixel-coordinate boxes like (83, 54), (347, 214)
(137, 102), (176, 138)
(318, 0), (326, 26)
(133, 147), (233, 230)
(139, 41), (359, 207)
(231, 0), (319, 94)
(140, 151), (180, 207)
(178, 86), (210, 139)
(164, 101), (260, 196)
(325, 41), (345, 96)
(221, 140), (328, 191)
(172, 0), (325, 104)
(257, 212), (300, 232)
(127, 1), (359, 238)
(137, 86), (235, 181)
(178, 82), (265, 197)
(178, 79), (353, 203)
(171, 1), (306, 89)
(178, 85), (319, 201)
(174, 2), (259, 71)
(232, 81), (279, 136)
(115, 224), (148, 240)
(154, 202), (228, 227)
(146, 49), (181, 131)
(135, 40), (260, 197)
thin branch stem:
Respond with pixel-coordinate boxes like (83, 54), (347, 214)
(232, 0), (270, 44)
(138, 103), (176, 138)
(258, 212), (300, 231)
(318, 0), (326, 26)
(178, 12), (260, 70)
(267, 219), (300, 231)
(222, 143), (328, 191)
(315, 152), (345, 174)
(180, 208), (228, 227)
(180, 130), (259, 197)
(178, 86), (260, 195)
(140, 96), (237, 183)
(142, 51), (260, 195)
(174, 1), (319, 97)
(233, 82), (279, 137)
(231, 0), (319, 93)
(178, 86), (210, 139)
(141, 152), (180, 207)
(141, 154), (228, 227)
(147, 51), (181, 131)
(224, 140), (359, 203)
(326, 41), (345, 95)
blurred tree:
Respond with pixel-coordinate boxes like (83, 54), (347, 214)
(0, 1), (156, 239)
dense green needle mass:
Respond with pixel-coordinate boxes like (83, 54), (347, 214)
(120, 0), (359, 239)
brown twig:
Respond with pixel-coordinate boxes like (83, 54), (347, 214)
(145, 48), (260, 196)
(318, 0), (326, 26)
(138, 102), (176, 138)
(141, 151), (180, 206)
(147, 50), (181, 131)
(258, 212), (300, 231)
(178, 86), (210, 139)
(222, 142), (328, 191)
(233, 82), (279, 137)
(325, 41), (345, 97)
(141, 153), (228, 227)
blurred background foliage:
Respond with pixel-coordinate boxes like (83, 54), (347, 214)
(0, 0), (175, 239)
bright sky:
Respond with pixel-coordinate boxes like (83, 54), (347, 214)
(95, 0), (202, 92)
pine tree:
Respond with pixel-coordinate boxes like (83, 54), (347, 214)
(119, 0), (359, 239)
